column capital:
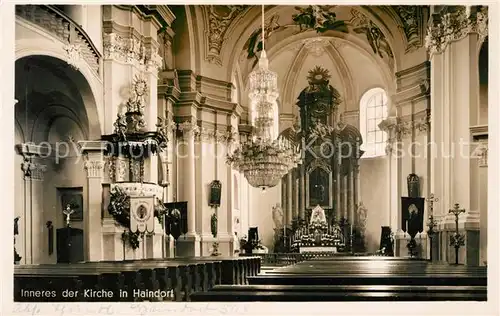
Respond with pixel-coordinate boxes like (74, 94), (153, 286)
(84, 159), (106, 179)
(425, 6), (488, 56)
(177, 119), (200, 141)
(21, 159), (47, 181)
(79, 141), (107, 179)
(472, 142), (488, 168)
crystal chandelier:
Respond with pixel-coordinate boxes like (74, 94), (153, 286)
(227, 5), (300, 190)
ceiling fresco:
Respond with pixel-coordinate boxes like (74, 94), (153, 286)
(201, 5), (427, 73)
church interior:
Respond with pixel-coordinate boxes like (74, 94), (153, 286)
(10, 4), (492, 303)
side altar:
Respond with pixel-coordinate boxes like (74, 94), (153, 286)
(291, 205), (345, 253)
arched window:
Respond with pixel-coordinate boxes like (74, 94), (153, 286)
(359, 88), (388, 158)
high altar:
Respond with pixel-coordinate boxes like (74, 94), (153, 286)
(293, 205), (345, 253)
(279, 66), (363, 253)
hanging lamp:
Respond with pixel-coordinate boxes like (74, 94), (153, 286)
(227, 5), (300, 190)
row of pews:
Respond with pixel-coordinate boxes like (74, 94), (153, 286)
(191, 256), (488, 301)
(14, 256), (260, 302)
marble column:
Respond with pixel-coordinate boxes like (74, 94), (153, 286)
(343, 173), (348, 220)
(351, 165), (357, 229)
(478, 145), (487, 266)
(286, 173), (293, 226)
(294, 177), (299, 221)
(281, 178), (286, 221)
(30, 161), (46, 264)
(299, 164), (306, 220)
(177, 120), (200, 256)
(353, 162), (360, 213)
(20, 158), (32, 265)
(18, 157), (47, 265)
(79, 141), (106, 262)
(197, 131), (216, 256)
(336, 164), (341, 221)
(426, 7), (487, 264)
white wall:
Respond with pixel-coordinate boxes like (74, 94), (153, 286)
(248, 184), (281, 249)
(359, 156), (389, 253)
(15, 56), (91, 264)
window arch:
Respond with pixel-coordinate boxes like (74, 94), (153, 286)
(359, 88), (388, 158)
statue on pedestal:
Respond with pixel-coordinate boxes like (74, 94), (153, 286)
(356, 201), (367, 235)
(14, 216), (21, 264)
(272, 203), (284, 229)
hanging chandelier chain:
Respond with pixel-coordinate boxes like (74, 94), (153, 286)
(226, 4), (300, 190)
(261, 5), (265, 51)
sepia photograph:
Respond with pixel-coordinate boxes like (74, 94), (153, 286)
(4, 2), (497, 310)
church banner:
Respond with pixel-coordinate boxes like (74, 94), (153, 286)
(401, 197), (425, 238)
(130, 196), (155, 233)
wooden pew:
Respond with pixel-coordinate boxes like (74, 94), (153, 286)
(14, 256), (260, 302)
(191, 257), (487, 302)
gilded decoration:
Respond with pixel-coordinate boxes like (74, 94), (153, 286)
(349, 9), (394, 64)
(83, 159), (105, 178)
(21, 159), (47, 181)
(16, 5), (100, 74)
(472, 142), (488, 167)
(103, 33), (162, 73)
(425, 6), (488, 55)
(63, 43), (82, 70)
(380, 113), (430, 154)
(292, 5), (348, 33)
(205, 5), (248, 65)
(392, 5), (424, 52)
(243, 6), (347, 67)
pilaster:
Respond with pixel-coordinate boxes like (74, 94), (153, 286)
(286, 173), (293, 226)
(176, 119), (200, 257)
(15, 144), (48, 265)
(475, 142), (487, 265)
(426, 6), (487, 265)
(79, 140), (106, 262)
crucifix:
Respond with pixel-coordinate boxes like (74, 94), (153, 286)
(425, 193), (439, 260)
(63, 204), (75, 227)
(449, 203), (466, 265)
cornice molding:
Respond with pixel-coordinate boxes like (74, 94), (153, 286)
(379, 110), (430, 153)
(102, 32), (162, 75)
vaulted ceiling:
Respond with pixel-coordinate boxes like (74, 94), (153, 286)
(171, 5), (430, 120)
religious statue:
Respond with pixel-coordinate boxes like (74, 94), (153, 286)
(272, 203), (284, 229)
(63, 204), (75, 227)
(14, 216), (21, 264)
(350, 10), (394, 60)
(356, 202), (368, 234)
(292, 5), (348, 33)
(310, 205), (327, 225)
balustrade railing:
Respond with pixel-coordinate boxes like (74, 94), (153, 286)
(16, 5), (101, 75)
